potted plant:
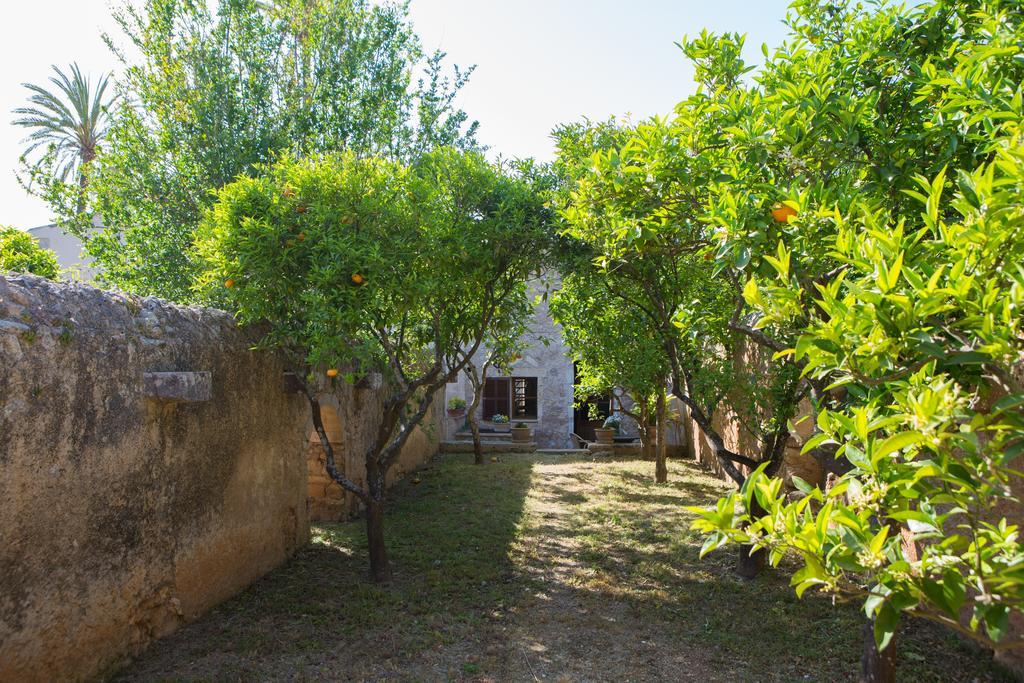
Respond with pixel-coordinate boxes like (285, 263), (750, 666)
(447, 396), (467, 418)
(511, 422), (532, 443)
(594, 414), (620, 444)
(491, 413), (510, 432)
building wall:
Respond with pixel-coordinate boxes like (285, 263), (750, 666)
(27, 223), (97, 282)
(444, 273), (575, 449)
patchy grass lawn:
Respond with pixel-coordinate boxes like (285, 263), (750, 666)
(118, 453), (1013, 682)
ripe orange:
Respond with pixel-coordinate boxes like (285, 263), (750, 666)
(283, 187), (295, 199)
(771, 203), (798, 223)
(351, 273), (365, 285)
(297, 232), (306, 241)
(326, 368), (339, 378)
(297, 205), (307, 214)
(224, 278), (235, 288)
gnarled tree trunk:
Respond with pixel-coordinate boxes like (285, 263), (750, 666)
(655, 389), (668, 483)
(465, 361), (489, 465)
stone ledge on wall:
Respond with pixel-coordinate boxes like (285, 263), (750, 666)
(0, 274), (311, 682)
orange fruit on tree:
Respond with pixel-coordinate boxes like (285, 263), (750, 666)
(771, 203), (798, 223)
(326, 368), (339, 378)
(297, 232), (306, 241)
(296, 204), (307, 214)
(224, 278), (235, 288)
(351, 273), (365, 285)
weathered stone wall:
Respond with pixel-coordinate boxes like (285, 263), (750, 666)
(306, 390), (442, 522)
(0, 274), (441, 681)
(0, 275), (311, 681)
(683, 339), (820, 487)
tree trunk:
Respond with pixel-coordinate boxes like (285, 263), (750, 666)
(365, 463), (391, 583)
(736, 496), (767, 579)
(639, 402), (652, 461)
(466, 362), (488, 465)
(655, 390), (668, 484)
(859, 618), (897, 683)
(469, 412), (483, 465)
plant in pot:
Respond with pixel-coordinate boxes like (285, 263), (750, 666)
(511, 421), (532, 443)
(491, 413), (510, 433)
(447, 396), (467, 418)
(594, 414), (620, 444)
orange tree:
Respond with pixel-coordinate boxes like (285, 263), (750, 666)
(549, 259), (674, 482)
(556, 0), (1024, 678)
(681, 0), (1024, 677)
(194, 148), (549, 582)
(552, 116), (804, 550)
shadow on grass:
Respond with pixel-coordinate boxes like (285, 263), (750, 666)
(506, 456), (1015, 683)
(117, 456), (537, 681)
(117, 453), (1015, 683)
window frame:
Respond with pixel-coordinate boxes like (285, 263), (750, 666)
(482, 376), (539, 421)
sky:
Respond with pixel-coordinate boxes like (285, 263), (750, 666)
(0, 0), (793, 230)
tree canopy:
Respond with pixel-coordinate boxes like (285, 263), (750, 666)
(43, 0), (478, 302)
(554, 0), (1024, 667)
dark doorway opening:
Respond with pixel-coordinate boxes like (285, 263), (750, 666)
(572, 363), (610, 442)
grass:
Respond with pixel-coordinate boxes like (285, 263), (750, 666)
(118, 453), (1015, 682)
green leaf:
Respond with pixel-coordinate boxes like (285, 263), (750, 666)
(873, 601), (900, 652)
(873, 431), (926, 463)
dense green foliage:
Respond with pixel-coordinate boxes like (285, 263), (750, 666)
(195, 148), (550, 579)
(550, 264), (669, 421)
(43, 0), (477, 302)
(555, 0), (1024, 661)
(0, 227), (60, 279)
(195, 150), (545, 382)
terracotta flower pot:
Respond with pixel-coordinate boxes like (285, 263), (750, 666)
(511, 426), (531, 443)
(447, 408), (466, 418)
(594, 428), (615, 444)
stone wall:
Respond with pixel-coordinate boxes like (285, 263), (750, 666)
(306, 390), (441, 522)
(0, 274), (440, 681)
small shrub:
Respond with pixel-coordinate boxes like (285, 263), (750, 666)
(0, 226), (59, 279)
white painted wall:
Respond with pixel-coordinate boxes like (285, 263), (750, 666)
(26, 224), (98, 282)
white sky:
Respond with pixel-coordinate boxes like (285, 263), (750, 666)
(0, 0), (791, 230)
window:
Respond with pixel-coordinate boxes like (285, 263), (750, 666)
(483, 377), (538, 420)
(483, 378), (510, 420)
(512, 377), (538, 420)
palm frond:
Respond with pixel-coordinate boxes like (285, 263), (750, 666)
(12, 62), (115, 180)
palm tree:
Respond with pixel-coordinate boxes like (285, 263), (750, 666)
(13, 63), (114, 188)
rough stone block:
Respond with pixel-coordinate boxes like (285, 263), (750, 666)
(143, 371), (212, 403)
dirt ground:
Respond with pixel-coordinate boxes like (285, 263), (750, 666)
(116, 453), (1015, 682)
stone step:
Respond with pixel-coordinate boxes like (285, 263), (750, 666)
(452, 431), (520, 442)
(440, 441), (536, 454)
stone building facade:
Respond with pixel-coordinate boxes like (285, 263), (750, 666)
(444, 273), (575, 449)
